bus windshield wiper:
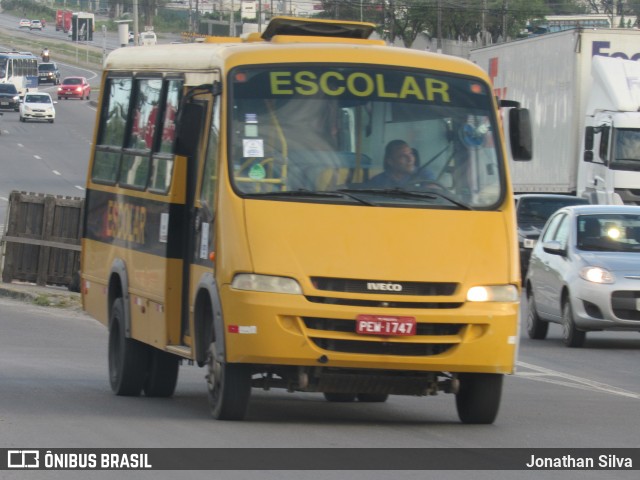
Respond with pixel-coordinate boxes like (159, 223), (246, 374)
(337, 188), (473, 210)
(247, 189), (375, 206)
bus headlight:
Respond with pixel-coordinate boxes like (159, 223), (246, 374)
(231, 274), (302, 295)
(467, 285), (518, 302)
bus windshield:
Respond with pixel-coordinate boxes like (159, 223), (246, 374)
(230, 65), (504, 209)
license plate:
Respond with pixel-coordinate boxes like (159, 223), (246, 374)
(356, 314), (416, 336)
(0, 101), (8, 105)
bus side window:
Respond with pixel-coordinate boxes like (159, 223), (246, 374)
(92, 77), (132, 184)
(200, 97), (220, 212)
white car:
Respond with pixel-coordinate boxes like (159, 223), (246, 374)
(19, 19), (31, 28)
(20, 92), (56, 123)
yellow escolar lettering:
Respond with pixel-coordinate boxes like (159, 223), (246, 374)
(425, 78), (450, 102)
(270, 72), (293, 94)
(294, 71), (319, 95)
(269, 71), (451, 103)
(106, 200), (147, 245)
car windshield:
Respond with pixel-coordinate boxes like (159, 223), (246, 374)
(26, 95), (51, 103)
(518, 197), (588, 226)
(64, 78), (82, 85)
(39, 64), (55, 71)
(0, 84), (18, 94)
(577, 214), (640, 252)
(229, 65), (504, 209)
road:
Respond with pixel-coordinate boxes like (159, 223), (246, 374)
(0, 294), (639, 479)
(0, 53), (98, 230)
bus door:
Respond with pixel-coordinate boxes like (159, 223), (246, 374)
(175, 90), (218, 345)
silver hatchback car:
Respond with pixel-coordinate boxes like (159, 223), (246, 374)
(525, 205), (640, 347)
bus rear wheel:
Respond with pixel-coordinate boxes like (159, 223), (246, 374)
(206, 342), (251, 420)
(144, 349), (179, 397)
(108, 298), (149, 396)
(455, 373), (503, 424)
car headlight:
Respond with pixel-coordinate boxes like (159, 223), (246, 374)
(12, 95), (19, 101)
(580, 266), (615, 284)
(231, 274), (302, 295)
(467, 285), (519, 302)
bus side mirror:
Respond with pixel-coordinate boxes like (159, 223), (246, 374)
(508, 107), (533, 160)
(175, 102), (206, 158)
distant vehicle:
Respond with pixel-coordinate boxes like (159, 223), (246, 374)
(95, 8), (109, 16)
(57, 76), (91, 100)
(515, 194), (589, 278)
(526, 204), (640, 347)
(0, 83), (21, 111)
(18, 19), (31, 28)
(139, 31), (157, 46)
(56, 9), (73, 33)
(19, 92), (56, 123)
(38, 62), (60, 85)
(471, 29), (640, 206)
(29, 20), (43, 30)
(0, 51), (39, 97)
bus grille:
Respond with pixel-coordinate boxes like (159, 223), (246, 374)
(302, 317), (461, 357)
(311, 277), (457, 296)
(310, 338), (454, 356)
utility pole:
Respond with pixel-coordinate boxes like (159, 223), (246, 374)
(133, 0), (139, 46)
(502, 0), (508, 43)
(437, 0), (442, 53)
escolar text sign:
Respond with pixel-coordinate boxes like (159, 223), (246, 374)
(269, 71), (450, 103)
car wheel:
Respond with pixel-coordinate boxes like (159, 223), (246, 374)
(526, 290), (548, 340)
(562, 299), (586, 348)
(49, 119), (54, 124)
(456, 373), (503, 424)
(19, 116), (25, 122)
(58, 97), (61, 100)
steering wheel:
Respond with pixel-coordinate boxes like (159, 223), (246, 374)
(408, 179), (447, 192)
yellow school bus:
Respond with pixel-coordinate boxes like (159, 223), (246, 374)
(81, 17), (531, 423)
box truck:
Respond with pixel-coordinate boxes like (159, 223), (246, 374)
(470, 28), (640, 205)
(55, 9), (72, 33)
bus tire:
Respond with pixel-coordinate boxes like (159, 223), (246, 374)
(357, 393), (388, 402)
(323, 393), (356, 402)
(206, 342), (251, 420)
(108, 298), (149, 396)
(143, 350), (179, 397)
(455, 373), (503, 424)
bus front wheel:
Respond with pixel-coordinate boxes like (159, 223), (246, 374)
(206, 342), (251, 420)
(108, 298), (149, 396)
(455, 373), (503, 424)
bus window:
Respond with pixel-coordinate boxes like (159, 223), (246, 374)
(200, 97), (220, 210)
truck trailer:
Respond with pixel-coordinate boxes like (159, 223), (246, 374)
(470, 28), (640, 204)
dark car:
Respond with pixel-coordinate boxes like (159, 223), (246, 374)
(57, 76), (91, 100)
(38, 62), (60, 85)
(0, 83), (20, 111)
(515, 194), (589, 278)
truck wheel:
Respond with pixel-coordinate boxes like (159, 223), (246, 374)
(143, 350), (179, 397)
(357, 393), (389, 402)
(455, 373), (503, 424)
(108, 298), (149, 396)
(526, 290), (548, 339)
(562, 300), (586, 348)
(323, 393), (356, 402)
(206, 342), (251, 420)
